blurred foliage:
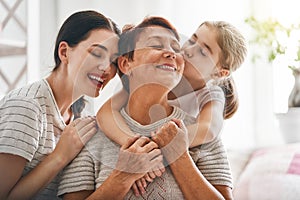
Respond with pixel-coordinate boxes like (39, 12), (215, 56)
(245, 16), (300, 66)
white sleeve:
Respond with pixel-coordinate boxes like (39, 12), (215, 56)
(0, 97), (43, 161)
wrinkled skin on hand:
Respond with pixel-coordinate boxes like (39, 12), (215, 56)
(115, 136), (163, 175)
(151, 118), (189, 165)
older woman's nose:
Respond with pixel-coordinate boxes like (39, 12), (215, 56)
(163, 51), (176, 59)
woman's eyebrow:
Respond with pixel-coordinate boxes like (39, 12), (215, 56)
(91, 44), (108, 52)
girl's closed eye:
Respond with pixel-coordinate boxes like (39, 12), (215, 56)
(188, 38), (196, 45)
(199, 47), (208, 57)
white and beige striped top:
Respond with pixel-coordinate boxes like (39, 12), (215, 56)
(0, 79), (66, 199)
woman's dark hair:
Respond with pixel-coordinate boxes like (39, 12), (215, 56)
(117, 16), (179, 92)
(53, 10), (120, 119)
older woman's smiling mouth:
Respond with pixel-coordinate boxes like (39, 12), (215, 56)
(156, 64), (177, 71)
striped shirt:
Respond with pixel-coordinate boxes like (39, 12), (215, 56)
(58, 106), (233, 199)
(169, 84), (225, 118)
(0, 79), (66, 199)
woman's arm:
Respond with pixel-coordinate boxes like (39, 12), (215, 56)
(97, 89), (135, 145)
(169, 152), (232, 200)
(152, 119), (233, 200)
(188, 100), (224, 148)
(0, 117), (97, 200)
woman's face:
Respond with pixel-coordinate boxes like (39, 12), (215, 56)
(127, 26), (184, 92)
(67, 29), (119, 97)
(181, 24), (222, 86)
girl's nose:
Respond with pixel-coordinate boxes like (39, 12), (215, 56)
(184, 49), (193, 58)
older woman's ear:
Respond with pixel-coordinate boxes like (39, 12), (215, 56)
(118, 56), (131, 75)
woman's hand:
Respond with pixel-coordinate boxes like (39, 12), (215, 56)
(52, 116), (98, 165)
(115, 136), (164, 196)
(116, 136), (162, 174)
(151, 118), (189, 165)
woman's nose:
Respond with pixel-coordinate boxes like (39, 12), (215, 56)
(163, 50), (176, 59)
(97, 61), (111, 73)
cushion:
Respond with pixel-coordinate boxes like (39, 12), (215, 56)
(233, 143), (300, 200)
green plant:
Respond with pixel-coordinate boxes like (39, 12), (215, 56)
(245, 16), (300, 66)
(245, 16), (300, 108)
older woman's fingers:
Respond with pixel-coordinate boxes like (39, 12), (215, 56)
(142, 141), (158, 153)
(121, 136), (140, 150)
(134, 136), (150, 147)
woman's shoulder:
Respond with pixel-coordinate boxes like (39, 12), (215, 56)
(0, 79), (52, 112)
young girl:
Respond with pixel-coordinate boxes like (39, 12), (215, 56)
(97, 20), (247, 192)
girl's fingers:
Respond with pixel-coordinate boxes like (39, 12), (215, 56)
(121, 136), (140, 150)
(147, 171), (156, 179)
(144, 173), (153, 182)
(136, 179), (146, 195)
(131, 183), (140, 197)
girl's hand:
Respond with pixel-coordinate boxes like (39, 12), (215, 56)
(131, 165), (166, 196)
(52, 116), (98, 165)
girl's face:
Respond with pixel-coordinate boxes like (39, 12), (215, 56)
(126, 27), (184, 92)
(181, 24), (222, 87)
(67, 29), (119, 97)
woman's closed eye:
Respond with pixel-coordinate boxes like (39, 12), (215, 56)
(149, 45), (164, 49)
(89, 48), (104, 58)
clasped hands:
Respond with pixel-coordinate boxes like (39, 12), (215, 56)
(116, 118), (189, 196)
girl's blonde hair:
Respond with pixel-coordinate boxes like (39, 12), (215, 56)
(202, 21), (247, 119)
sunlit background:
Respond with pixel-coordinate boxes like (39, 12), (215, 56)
(1, 0), (300, 150)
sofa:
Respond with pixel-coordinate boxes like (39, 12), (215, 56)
(227, 142), (300, 200)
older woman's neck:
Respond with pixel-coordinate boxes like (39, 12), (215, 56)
(126, 90), (173, 125)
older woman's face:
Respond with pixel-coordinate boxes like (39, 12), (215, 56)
(127, 26), (184, 91)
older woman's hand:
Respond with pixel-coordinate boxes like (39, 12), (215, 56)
(115, 136), (163, 175)
(151, 118), (189, 165)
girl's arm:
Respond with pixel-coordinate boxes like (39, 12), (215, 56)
(97, 89), (136, 145)
(188, 100), (224, 148)
(0, 117), (97, 200)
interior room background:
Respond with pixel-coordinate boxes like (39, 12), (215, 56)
(1, 0), (299, 150)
